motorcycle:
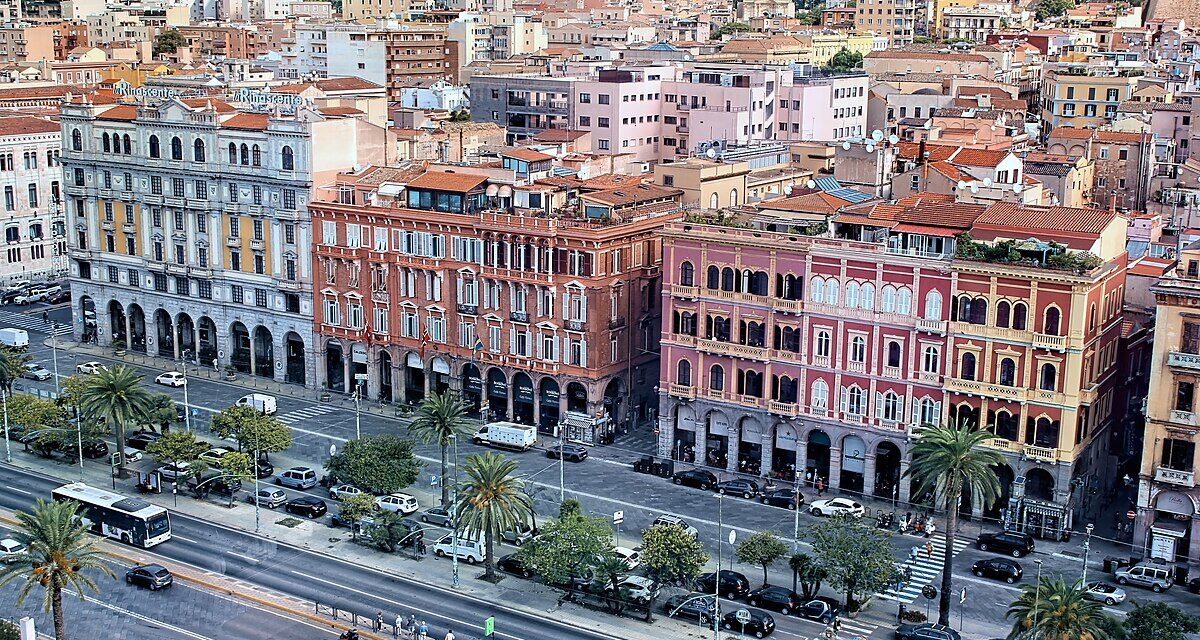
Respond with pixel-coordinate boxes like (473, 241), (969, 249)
(876, 512), (895, 530)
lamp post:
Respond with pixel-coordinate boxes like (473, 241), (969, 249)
(1031, 559), (1044, 640)
(714, 492), (723, 640)
(2, 388), (11, 463)
(792, 472), (801, 551)
(450, 433), (460, 588)
(353, 379), (363, 440)
(180, 350), (192, 432)
(1081, 523), (1094, 585)
(50, 322), (61, 396)
(558, 432), (566, 505)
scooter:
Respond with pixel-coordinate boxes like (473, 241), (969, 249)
(876, 512), (895, 530)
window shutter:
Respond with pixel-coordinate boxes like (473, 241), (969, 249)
(875, 392), (884, 418)
(536, 333), (544, 359)
(509, 329), (516, 355)
(912, 398), (922, 425)
(839, 387), (849, 414)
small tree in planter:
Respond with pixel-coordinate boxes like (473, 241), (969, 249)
(223, 364), (238, 381)
(111, 339), (127, 356)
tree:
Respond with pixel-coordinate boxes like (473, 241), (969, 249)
(0, 499), (114, 640)
(826, 48), (864, 72)
(456, 452), (532, 581)
(1036, 0), (1075, 20)
(0, 346), (29, 393)
(77, 365), (154, 475)
(593, 553), (632, 614)
(1006, 577), (1116, 640)
(210, 406), (291, 458)
(808, 515), (899, 609)
(906, 424), (1003, 625)
(521, 511), (613, 596)
(712, 21), (751, 39)
(142, 393), (179, 432)
(220, 451), (254, 481)
(409, 392), (472, 505)
(6, 395), (69, 453)
(559, 498), (583, 519)
(0, 619), (18, 640)
(339, 493), (380, 541)
(147, 430), (207, 484)
(1124, 601), (1200, 640)
(325, 434), (420, 494)
(789, 552), (824, 599)
(913, 36), (935, 43)
(154, 29), (186, 55)
(796, 3), (824, 24)
(736, 531), (788, 587)
(366, 510), (413, 552)
(641, 523), (709, 588)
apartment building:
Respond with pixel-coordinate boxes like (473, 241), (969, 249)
(447, 12), (548, 71)
(326, 22), (457, 101)
(60, 95), (388, 386)
(0, 115), (66, 286)
(658, 198), (1128, 539)
(854, 0), (922, 46)
(1040, 65), (1142, 134)
(0, 23), (57, 64)
(279, 22), (328, 80)
(307, 166), (680, 442)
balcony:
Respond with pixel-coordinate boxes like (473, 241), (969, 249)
(917, 318), (946, 334)
(1024, 444), (1059, 464)
(277, 279), (302, 292)
(982, 437), (1021, 454)
(1155, 466), (1196, 488)
(774, 298), (803, 314)
(916, 371), (939, 384)
(944, 377), (1026, 403)
(371, 291), (390, 304)
(668, 333), (697, 347)
(1033, 333), (1067, 351)
(771, 348), (802, 364)
(883, 366), (903, 379)
(457, 304), (478, 316)
(1168, 351), (1200, 371)
(1170, 409), (1197, 426)
(811, 355), (831, 368)
(668, 383), (697, 399)
(250, 239), (265, 251)
(711, 289), (771, 306)
(698, 339), (769, 361)
(768, 400), (800, 417)
(608, 317), (626, 330)
(226, 237), (241, 248)
(510, 311), (529, 323)
(566, 320), (586, 332)
(669, 284), (699, 298)
(846, 361), (866, 374)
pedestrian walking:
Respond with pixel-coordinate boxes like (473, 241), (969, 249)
(926, 521), (936, 538)
(408, 614), (417, 635)
(418, 620), (429, 640)
(816, 477), (825, 496)
(417, 539), (427, 555)
(833, 617), (842, 633)
(375, 611), (384, 632)
(904, 566), (912, 583)
(925, 541), (934, 558)
(909, 545), (920, 562)
(394, 614), (402, 639)
(444, 630), (455, 640)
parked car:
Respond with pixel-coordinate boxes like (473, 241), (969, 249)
(75, 361), (106, 374)
(431, 535), (484, 564)
(663, 593), (715, 625)
(651, 514), (699, 538)
(975, 531), (1035, 558)
(329, 483), (365, 500)
(46, 287), (68, 304)
(78, 440), (109, 459)
(809, 498), (865, 518)
(0, 538), (26, 563)
(672, 469), (718, 490)
(896, 623), (961, 640)
(156, 462), (192, 482)
(746, 586), (803, 615)
(722, 608), (775, 638)
(1115, 561), (1173, 592)
(275, 466), (318, 490)
(716, 478), (760, 499)
(125, 564), (172, 591)
(187, 474), (241, 498)
(760, 488), (803, 510)
(696, 570), (751, 599)
(21, 363), (52, 381)
(235, 393), (277, 415)
(421, 506), (454, 527)
(196, 446), (235, 466)
(546, 442), (588, 462)
(971, 558), (1022, 584)
(375, 493), (419, 515)
(285, 496), (328, 519)
(1, 285), (29, 304)
(1083, 582), (1126, 606)
(247, 488), (288, 509)
(797, 599), (840, 624)
(254, 458), (275, 479)
(154, 371), (186, 387)
(125, 430), (161, 451)
(602, 575), (660, 604)
(613, 546), (641, 570)
(498, 553), (536, 578)
(1188, 577), (1200, 594)
(500, 522), (534, 546)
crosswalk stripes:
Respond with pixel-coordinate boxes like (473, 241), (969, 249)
(834, 617), (877, 639)
(275, 404), (341, 425)
(0, 308), (72, 337)
(877, 534), (971, 604)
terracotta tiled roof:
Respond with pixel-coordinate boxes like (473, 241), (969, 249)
(531, 129), (589, 143)
(583, 183), (682, 206)
(180, 98), (235, 112)
(1048, 127), (1095, 140)
(0, 116), (59, 136)
(502, 148), (554, 162)
(895, 192), (955, 206)
(0, 84), (78, 100)
(222, 113), (270, 130)
(975, 202), (1116, 236)
(865, 49), (988, 62)
(273, 77), (384, 94)
(1094, 130), (1148, 144)
(760, 191), (850, 214)
(950, 148), (1011, 167)
(318, 106), (364, 116)
(407, 170), (489, 193)
(580, 173), (644, 190)
(896, 142), (958, 162)
(929, 161), (977, 182)
(96, 105), (138, 121)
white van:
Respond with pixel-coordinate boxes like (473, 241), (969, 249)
(236, 393), (278, 415)
(0, 328), (29, 349)
(432, 535), (484, 564)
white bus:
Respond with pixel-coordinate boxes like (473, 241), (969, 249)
(51, 482), (172, 548)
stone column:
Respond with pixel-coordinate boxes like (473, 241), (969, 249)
(273, 336), (285, 383)
(863, 454), (877, 498)
(532, 386), (541, 429)
(795, 439), (809, 484)
(899, 458), (912, 503)
(248, 337), (257, 377)
(726, 428), (740, 474)
(124, 313), (132, 349)
(827, 446), (842, 490)
(172, 323), (181, 360)
(759, 432), (773, 480)
(366, 350), (380, 398)
(342, 352), (351, 394)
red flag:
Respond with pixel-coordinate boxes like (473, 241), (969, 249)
(420, 323), (431, 358)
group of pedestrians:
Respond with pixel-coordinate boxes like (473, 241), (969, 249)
(354, 611), (454, 640)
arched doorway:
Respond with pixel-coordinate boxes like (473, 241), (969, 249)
(1149, 491), (1195, 562)
(405, 353), (425, 405)
(840, 435), (867, 494)
(772, 423), (797, 480)
(602, 379), (622, 425)
(673, 405), (697, 462)
(512, 372), (534, 425)
(431, 357), (450, 395)
(538, 378), (560, 433)
(874, 441), (902, 501)
(230, 322), (251, 373)
(197, 317), (218, 366)
(154, 309), (173, 358)
(737, 417), (763, 475)
(175, 313), (196, 360)
(487, 368), (508, 420)
(566, 382), (588, 413)
(324, 341), (345, 392)
(705, 411), (730, 469)
(127, 304), (146, 353)
(461, 363), (482, 416)
(80, 296), (97, 343)
(284, 332), (305, 385)
(984, 464), (1014, 521)
(1025, 467), (1055, 501)
(107, 300), (126, 345)
(252, 327), (274, 378)
(377, 351), (393, 402)
(806, 430), (831, 487)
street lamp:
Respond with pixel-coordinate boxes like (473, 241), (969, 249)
(1082, 523), (1094, 585)
(1032, 559), (1044, 640)
(49, 321), (61, 396)
(714, 493), (723, 640)
(449, 433), (460, 588)
(2, 388), (11, 463)
(558, 431), (566, 505)
(179, 351), (192, 433)
(353, 379), (363, 440)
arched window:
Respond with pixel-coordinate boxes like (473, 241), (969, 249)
(924, 289), (942, 320)
(729, 188), (738, 207)
(845, 281), (859, 308)
(709, 365), (724, 391)
(1044, 307), (1061, 335)
(706, 266), (720, 289)
(252, 144), (262, 167)
(193, 138), (205, 162)
(122, 134), (131, 154)
(881, 285), (896, 313)
(743, 370), (762, 397)
(887, 341), (901, 368)
(71, 129), (82, 151)
(720, 267), (736, 291)
(879, 391), (901, 422)
(170, 136), (183, 160)
(842, 385), (865, 415)
(1013, 302), (1028, 330)
(919, 397), (939, 426)
(1089, 303), (1097, 331)
(809, 276), (825, 302)
(679, 261), (695, 286)
(996, 301), (1011, 328)
(995, 411), (1019, 440)
(922, 345), (940, 373)
(954, 295), (971, 322)
(676, 360), (692, 386)
(240, 144), (249, 165)
(824, 280), (839, 305)
(969, 298), (988, 324)
(850, 336), (866, 362)
(810, 379), (829, 410)
(1039, 363), (1057, 391)
(102, 132), (111, 153)
(897, 287), (913, 315)
(999, 358), (1016, 386)
(228, 142), (238, 163)
(148, 135), (160, 158)
(961, 352), (977, 381)
(282, 145), (294, 171)
(709, 192), (719, 209)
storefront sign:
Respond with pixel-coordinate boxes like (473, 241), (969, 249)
(515, 385), (534, 403)
(351, 343), (367, 363)
(115, 85), (180, 100)
(464, 375), (482, 392)
(489, 379), (508, 398)
(541, 387), (560, 404)
(233, 88), (303, 107)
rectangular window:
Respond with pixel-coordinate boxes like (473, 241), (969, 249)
(195, 180), (207, 200)
(197, 280), (212, 299)
(229, 217), (240, 237)
(197, 214), (207, 233)
(252, 185), (262, 205)
(1177, 381), (1195, 412)
(127, 269), (139, 286)
(230, 250), (241, 271)
(228, 182), (238, 202)
(253, 254), (264, 274)
(322, 221), (337, 245)
(107, 266), (119, 283)
(489, 325), (501, 353)
(255, 289), (268, 308)
(253, 219), (264, 240)
(283, 189), (296, 210)
(174, 212), (184, 231)
(174, 244), (185, 264)
(285, 223), (296, 245)
(150, 175), (162, 195)
(174, 276), (189, 295)
(152, 273), (167, 292)
(1184, 322), (1200, 354)
(231, 285), (244, 305)
(172, 178), (184, 198)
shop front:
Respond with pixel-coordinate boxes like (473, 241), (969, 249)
(1148, 491), (1194, 563)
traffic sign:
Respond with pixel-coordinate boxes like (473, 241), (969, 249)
(613, 510), (624, 525)
(960, 587), (967, 603)
(734, 609), (751, 624)
(1127, 510), (1136, 520)
(728, 530), (736, 545)
(921, 585), (937, 600)
(483, 616), (495, 637)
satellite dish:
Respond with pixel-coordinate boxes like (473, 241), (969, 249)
(784, 185), (793, 195)
(888, 134), (899, 145)
(842, 141), (852, 151)
(956, 180), (967, 190)
(705, 147), (717, 159)
(871, 130), (884, 142)
(806, 180), (816, 189)
(865, 144), (875, 153)
(1014, 184), (1024, 193)
(982, 178), (993, 187)
(970, 184), (980, 194)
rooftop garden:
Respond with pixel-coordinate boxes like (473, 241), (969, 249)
(954, 233), (1103, 273)
(683, 210), (752, 228)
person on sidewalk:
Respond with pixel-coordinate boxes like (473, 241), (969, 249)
(393, 614), (402, 639)
(926, 521), (936, 538)
(417, 620), (428, 639)
(816, 477), (825, 496)
(910, 545), (920, 562)
(375, 611), (384, 632)
(444, 630), (455, 640)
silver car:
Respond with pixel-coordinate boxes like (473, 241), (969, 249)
(1083, 581), (1126, 605)
(0, 538), (26, 563)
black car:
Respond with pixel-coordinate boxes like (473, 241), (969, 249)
(0, 286), (29, 304)
(663, 593), (716, 624)
(126, 431), (162, 451)
(722, 608), (775, 638)
(746, 585), (803, 615)
(125, 564), (172, 590)
(896, 623), (961, 640)
(59, 439), (109, 459)
(672, 469), (718, 490)
(254, 458), (275, 479)
(546, 443), (588, 462)
(717, 478), (760, 499)
(187, 474), (242, 498)
(760, 488), (803, 510)
(285, 496), (328, 518)
(976, 531), (1035, 558)
(498, 553), (536, 578)
(972, 558), (1022, 584)
(797, 599), (839, 624)
(696, 570), (751, 599)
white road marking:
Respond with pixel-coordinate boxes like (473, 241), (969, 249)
(8, 487), (30, 495)
(226, 551), (259, 563)
(70, 590), (216, 640)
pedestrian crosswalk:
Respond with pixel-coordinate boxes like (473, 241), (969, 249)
(275, 404), (341, 425)
(832, 616), (878, 640)
(877, 534), (971, 604)
(0, 308), (72, 337)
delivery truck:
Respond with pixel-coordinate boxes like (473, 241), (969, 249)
(474, 421), (537, 451)
(0, 328), (29, 349)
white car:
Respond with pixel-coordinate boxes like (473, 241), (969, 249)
(0, 538), (26, 563)
(196, 447), (236, 466)
(76, 361), (106, 374)
(604, 575), (659, 603)
(156, 462), (192, 482)
(330, 483), (365, 500)
(613, 546), (641, 571)
(375, 493), (419, 515)
(154, 371), (186, 387)
(809, 498), (866, 518)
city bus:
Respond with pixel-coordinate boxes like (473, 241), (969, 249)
(51, 482), (172, 548)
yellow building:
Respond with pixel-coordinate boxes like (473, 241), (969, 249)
(1040, 65), (1142, 133)
(102, 62), (175, 88)
(794, 33), (873, 67)
(652, 159), (750, 210)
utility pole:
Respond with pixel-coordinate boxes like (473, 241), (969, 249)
(558, 433), (565, 505)
(1031, 559), (1043, 640)
(451, 433), (460, 588)
(1081, 523), (1094, 585)
(714, 492), (722, 640)
(181, 351), (192, 432)
(2, 388), (10, 463)
(50, 323), (61, 396)
(354, 380), (362, 440)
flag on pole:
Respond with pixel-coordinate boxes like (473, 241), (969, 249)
(472, 335), (484, 352)
(420, 323), (431, 358)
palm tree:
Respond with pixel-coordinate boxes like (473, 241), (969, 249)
(77, 365), (154, 476)
(0, 499), (114, 640)
(410, 392), (472, 505)
(455, 451), (533, 581)
(0, 345), (30, 393)
(906, 424), (1005, 625)
(1006, 577), (1114, 640)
